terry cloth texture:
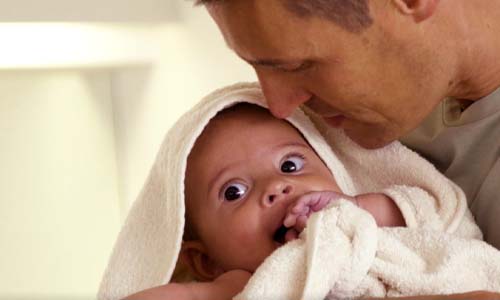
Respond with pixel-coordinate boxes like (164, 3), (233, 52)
(236, 200), (500, 300)
(402, 88), (500, 249)
(98, 82), (486, 300)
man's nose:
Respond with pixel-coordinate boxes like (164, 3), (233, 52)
(261, 180), (294, 207)
(256, 71), (312, 119)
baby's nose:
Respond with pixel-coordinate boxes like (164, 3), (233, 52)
(263, 183), (293, 207)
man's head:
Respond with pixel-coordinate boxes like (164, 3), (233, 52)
(181, 103), (341, 280)
(198, 0), (468, 148)
(196, 0), (373, 33)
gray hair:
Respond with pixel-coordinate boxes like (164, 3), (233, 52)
(194, 0), (373, 33)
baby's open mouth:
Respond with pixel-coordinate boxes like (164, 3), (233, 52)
(273, 224), (288, 244)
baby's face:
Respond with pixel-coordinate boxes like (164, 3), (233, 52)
(185, 106), (341, 273)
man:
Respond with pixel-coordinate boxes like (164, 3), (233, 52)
(196, 0), (500, 299)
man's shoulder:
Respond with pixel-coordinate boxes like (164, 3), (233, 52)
(401, 89), (500, 250)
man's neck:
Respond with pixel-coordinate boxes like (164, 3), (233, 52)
(450, 0), (500, 101)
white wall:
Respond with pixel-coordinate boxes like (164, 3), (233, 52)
(111, 3), (256, 209)
(0, 70), (121, 297)
(0, 0), (178, 21)
(0, 0), (255, 298)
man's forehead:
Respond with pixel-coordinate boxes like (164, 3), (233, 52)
(207, 0), (325, 66)
(195, 0), (225, 5)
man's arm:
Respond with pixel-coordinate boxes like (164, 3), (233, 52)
(123, 282), (197, 300)
(123, 269), (251, 300)
(367, 291), (500, 300)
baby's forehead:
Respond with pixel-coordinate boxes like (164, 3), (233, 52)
(214, 103), (280, 124)
(185, 103), (303, 204)
(187, 104), (319, 175)
(199, 104), (304, 146)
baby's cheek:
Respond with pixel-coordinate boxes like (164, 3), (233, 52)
(324, 173), (343, 193)
(219, 237), (273, 272)
(308, 176), (342, 194)
(223, 224), (261, 252)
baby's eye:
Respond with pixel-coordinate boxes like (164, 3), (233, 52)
(280, 155), (305, 173)
(222, 182), (248, 202)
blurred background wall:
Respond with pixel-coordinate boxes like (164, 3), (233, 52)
(0, 0), (255, 298)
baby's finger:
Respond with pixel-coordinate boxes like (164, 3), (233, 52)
(293, 192), (331, 214)
(285, 228), (299, 242)
(295, 215), (308, 232)
(310, 195), (333, 212)
(284, 212), (298, 228)
(291, 199), (312, 215)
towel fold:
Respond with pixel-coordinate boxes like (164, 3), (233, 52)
(236, 200), (500, 300)
(98, 82), (356, 300)
(98, 82), (486, 300)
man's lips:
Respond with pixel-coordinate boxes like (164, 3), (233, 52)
(323, 115), (346, 128)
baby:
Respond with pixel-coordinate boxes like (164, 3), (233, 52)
(124, 103), (406, 300)
(99, 83), (498, 300)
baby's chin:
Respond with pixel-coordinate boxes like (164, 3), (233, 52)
(234, 245), (279, 273)
(246, 239), (289, 270)
(236, 237), (296, 273)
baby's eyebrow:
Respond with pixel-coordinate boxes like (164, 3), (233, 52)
(207, 164), (232, 197)
(272, 141), (311, 151)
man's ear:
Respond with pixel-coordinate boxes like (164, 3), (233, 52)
(180, 240), (224, 282)
(391, 0), (440, 22)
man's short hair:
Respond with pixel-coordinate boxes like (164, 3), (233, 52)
(195, 0), (373, 33)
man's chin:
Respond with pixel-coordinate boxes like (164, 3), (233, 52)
(323, 115), (346, 128)
(343, 127), (398, 149)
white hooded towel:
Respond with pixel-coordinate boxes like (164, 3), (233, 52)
(98, 82), (493, 300)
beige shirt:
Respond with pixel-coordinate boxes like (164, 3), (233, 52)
(402, 88), (500, 249)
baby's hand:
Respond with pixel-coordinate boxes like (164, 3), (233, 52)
(283, 191), (357, 241)
(212, 269), (252, 299)
(214, 269), (252, 287)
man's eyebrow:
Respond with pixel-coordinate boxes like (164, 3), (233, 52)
(236, 54), (293, 68)
(246, 58), (290, 67)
